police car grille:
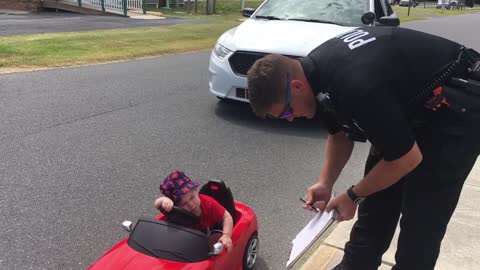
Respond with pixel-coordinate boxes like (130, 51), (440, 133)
(229, 52), (299, 77)
(229, 52), (268, 77)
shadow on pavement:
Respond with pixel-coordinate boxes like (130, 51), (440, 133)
(213, 98), (329, 140)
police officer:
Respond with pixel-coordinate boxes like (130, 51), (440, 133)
(246, 26), (479, 270)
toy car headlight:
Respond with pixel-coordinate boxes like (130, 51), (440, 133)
(213, 43), (232, 59)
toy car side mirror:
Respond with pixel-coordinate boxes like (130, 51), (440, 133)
(211, 242), (224, 255)
(121, 220), (133, 232)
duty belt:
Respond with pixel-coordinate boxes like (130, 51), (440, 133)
(410, 47), (480, 113)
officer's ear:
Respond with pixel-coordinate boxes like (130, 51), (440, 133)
(290, 80), (306, 92)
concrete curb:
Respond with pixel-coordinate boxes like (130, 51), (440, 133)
(300, 244), (342, 270)
(0, 9), (31, 15)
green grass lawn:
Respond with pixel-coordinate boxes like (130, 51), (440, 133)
(393, 5), (477, 17)
(393, 4), (480, 22)
(0, 22), (240, 72)
(1, 0), (477, 73)
(0, 1), (265, 72)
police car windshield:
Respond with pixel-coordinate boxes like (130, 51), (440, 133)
(254, 0), (370, 26)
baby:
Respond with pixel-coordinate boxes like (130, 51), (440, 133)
(154, 170), (233, 252)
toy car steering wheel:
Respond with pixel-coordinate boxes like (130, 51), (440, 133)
(161, 206), (200, 227)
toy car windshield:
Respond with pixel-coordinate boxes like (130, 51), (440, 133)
(127, 218), (210, 262)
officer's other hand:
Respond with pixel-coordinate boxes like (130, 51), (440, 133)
(325, 192), (356, 222)
(304, 182), (332, 212)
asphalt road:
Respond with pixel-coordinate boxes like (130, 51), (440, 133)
(0, 10), (207, 36)
(402, 12), (480, 49)
(1, 13), (479, 270)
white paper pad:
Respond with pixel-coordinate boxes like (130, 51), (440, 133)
(286, 209), (338, 268)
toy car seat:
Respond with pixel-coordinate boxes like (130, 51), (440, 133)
(199, 179), (237, 224)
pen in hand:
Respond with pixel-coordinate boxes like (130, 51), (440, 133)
(299, 197), (320, 213)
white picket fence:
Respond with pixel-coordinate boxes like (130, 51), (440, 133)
(103, 0), (124, 12)
(58, 0), (144, 14)
(82, 0), (106, 9)
(127, 0), (143, 9)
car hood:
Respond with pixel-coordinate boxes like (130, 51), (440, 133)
(218, 19), (357, 56)
(88, 240), (211, 270)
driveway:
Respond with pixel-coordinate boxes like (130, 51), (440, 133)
(0, 10), (208, 36)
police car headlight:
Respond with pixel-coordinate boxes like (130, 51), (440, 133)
(213, 43), (232, 59)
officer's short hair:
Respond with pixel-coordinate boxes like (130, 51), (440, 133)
(247, 54), (290, 117)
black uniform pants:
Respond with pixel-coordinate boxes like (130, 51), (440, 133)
(340, 108), (479, 270)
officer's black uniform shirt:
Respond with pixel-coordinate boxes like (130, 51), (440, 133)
(300, 26), (462, 161)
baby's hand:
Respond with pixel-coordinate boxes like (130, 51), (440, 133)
(154, 197), (174, 212)
(219, 235), (232, 253)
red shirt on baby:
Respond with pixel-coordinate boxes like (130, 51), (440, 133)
(191, 194), (226, 231)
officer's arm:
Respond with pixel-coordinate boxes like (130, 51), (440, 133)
(318, 131), (354, 187)
(352, 143), (423, 197)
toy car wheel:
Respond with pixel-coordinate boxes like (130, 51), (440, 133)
(242, 233), (259, 270)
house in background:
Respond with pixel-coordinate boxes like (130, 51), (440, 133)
(0, 0), (42, 11)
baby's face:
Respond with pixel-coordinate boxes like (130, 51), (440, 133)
(177, 189), (201, 216)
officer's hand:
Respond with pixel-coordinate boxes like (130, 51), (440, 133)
(303, 182), (332, 213)
(325, 192), (356, 222)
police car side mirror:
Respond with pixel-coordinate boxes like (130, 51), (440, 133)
(242, 8), (255, 18)
(377, 16), (400, 27)
(361, 12), (375, 25)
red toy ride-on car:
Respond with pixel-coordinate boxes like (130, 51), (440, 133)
(88, 180), (259, 270)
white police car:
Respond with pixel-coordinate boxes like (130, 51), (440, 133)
(208, 0), (399, 102)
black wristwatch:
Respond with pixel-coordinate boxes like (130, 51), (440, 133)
(347, 185), (366, 205)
